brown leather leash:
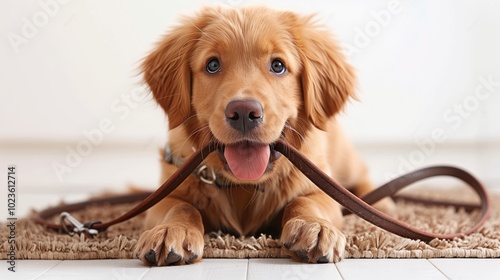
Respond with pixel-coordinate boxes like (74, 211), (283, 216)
(34, 139), (491, 242)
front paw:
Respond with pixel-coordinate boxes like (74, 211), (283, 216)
(135, 223), (204, 266)
(281, 216), (346, 263)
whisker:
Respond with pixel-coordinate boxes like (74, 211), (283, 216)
(176, 128), (207, 154)
(284, 122), (307, 148)
(188, 20), (216, 42)
(177, 38), (214, 58)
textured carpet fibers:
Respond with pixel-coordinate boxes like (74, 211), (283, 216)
(1, 188), (499, 260)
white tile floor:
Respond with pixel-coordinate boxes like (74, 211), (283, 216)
(2, 258), (500, 280)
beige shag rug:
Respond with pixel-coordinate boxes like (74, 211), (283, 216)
(1, 188), (500, 260)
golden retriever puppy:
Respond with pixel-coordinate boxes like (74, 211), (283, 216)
(135, 6), (392, 266)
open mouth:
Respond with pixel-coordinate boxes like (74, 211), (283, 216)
(217, 141), (282, 181)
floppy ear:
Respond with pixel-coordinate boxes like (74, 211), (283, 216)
(288, 14), (356, 130)
(142, 16), (205, 129)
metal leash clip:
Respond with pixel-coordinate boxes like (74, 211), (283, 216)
(60, 212), (99, 237)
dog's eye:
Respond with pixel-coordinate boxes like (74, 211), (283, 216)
(206, 58), (221, 74)
(270, 59), (286, 75)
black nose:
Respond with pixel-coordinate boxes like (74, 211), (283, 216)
(225, 99), (263, 134)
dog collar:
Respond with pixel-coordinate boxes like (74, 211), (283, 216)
(164, 143), (219, 186)
(164, 143), (264, 192)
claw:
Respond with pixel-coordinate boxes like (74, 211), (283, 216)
(295, 250), (309, 262)
(333, 249), (342, 263)
(186, 254), (198, 264)
(145, 249), (157, 264)
(317, 255), (329, 263)
(166, 250), (182, 265)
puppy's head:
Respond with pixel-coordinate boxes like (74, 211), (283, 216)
(144, 6), (355, 182)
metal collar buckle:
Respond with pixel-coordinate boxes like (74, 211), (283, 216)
(197, 165), (217, 185)
(164, 143), (218, 185)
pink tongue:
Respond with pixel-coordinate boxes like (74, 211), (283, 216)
(224, 142), (270, 181)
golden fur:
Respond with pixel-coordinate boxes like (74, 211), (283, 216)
(135, 6), (392, 266)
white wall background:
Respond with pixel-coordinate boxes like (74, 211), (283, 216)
(1, 0), (499, 211)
